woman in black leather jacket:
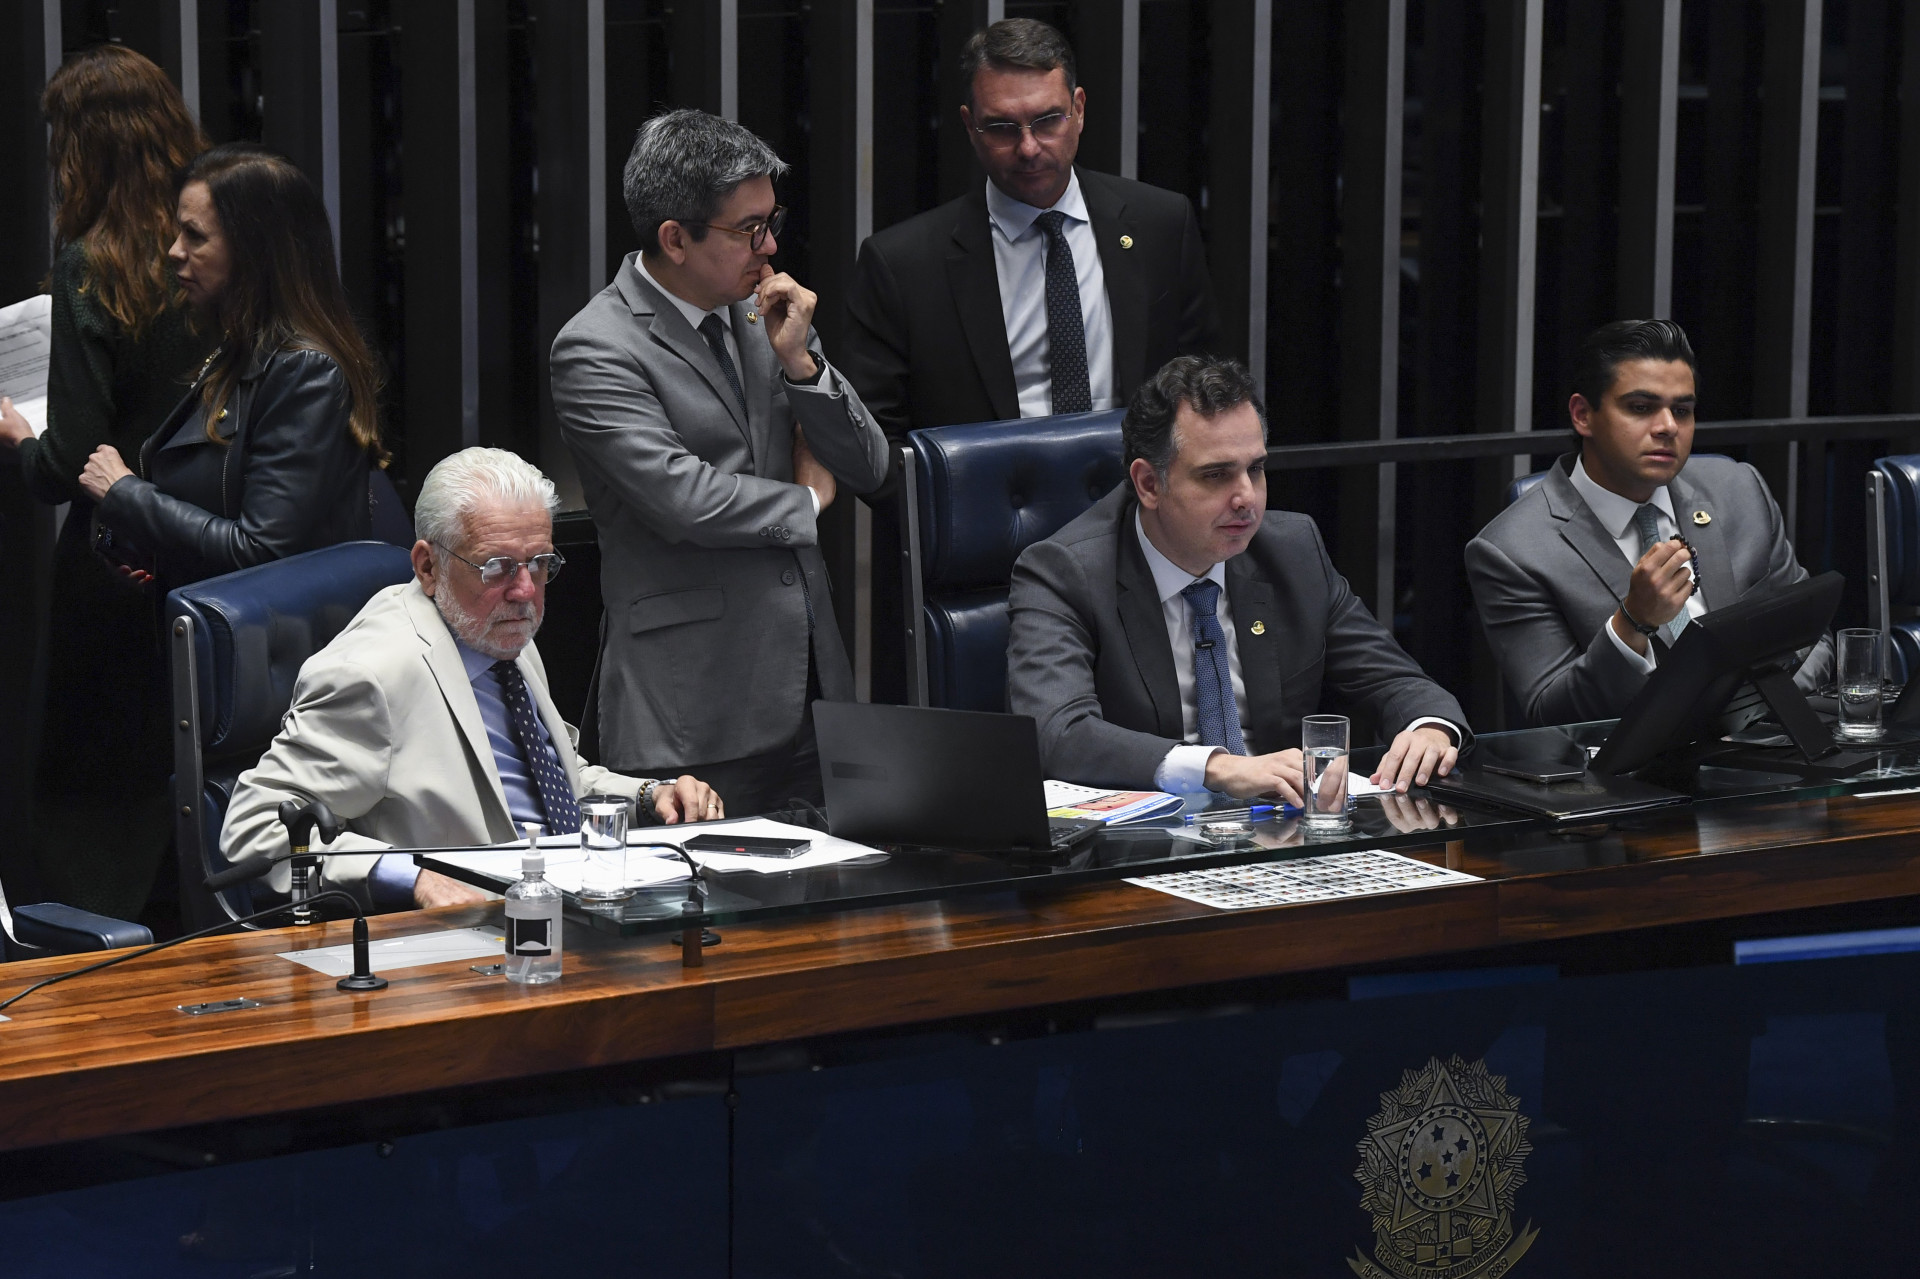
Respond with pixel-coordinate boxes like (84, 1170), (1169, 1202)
(81, 143), (384, 590)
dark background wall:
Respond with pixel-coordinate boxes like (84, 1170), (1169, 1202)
(4, 0), (1918, 768)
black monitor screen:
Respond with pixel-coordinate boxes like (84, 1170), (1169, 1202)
(1590, 571), (1842, 775)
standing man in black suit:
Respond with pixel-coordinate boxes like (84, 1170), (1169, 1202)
(844, 17), (1222, 702)
(844, 18), (1220, 438)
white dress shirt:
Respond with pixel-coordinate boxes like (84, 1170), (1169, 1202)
(1137, 513), (1460, 794)
(634, 253), (829, 514)
(985, 173), (1117, 418)
(1569, 458), (1707, 673)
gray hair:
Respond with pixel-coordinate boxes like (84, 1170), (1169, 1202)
(414, 447), (558, 552)
(622, 108), (789, 254)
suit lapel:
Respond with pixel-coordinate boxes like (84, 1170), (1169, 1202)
(1080, 170), (1147, 396)
(1226, 555), (1284, 753)
(946, 187), (1021, 421)
(731, 298), (774, 474)
(1543, 463), (1632, 605)
(520, 644), (586, 795)
(1667, 470), (1736, 609)
(1116, 516), (1184, 739)
(405, 588), (513, 823)
(625, 259), (755, 453)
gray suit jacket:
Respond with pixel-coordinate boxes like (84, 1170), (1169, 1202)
(1008, 487), (1470, 789)
(551, 255), (890, 768)
(222, 582), (653, 912)
(1466, 453), (1834, 727)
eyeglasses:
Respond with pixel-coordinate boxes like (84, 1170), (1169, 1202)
(972, 110), (1074, 149)
(436, 544), (566, 587)
(703, 205), (788, 253)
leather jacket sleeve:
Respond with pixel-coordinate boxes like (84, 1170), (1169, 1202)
(98, 348), (365, 581)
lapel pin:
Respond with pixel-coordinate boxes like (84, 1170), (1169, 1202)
(1692, 510), (1710, 526)
(1119, 235), (1134, 250)
(746, 311), (759, 324)
(1250, 620), (1266, 636)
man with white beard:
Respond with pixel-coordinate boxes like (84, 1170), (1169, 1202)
(222, 448), (721, 913)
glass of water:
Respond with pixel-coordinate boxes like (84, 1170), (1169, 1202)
(1300, 714), (1352, 832)
(577, 795), (633, 901)
(1836, 629), (1886, 742)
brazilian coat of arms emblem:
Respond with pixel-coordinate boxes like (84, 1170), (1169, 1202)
(1348, 1055), (1538, 1279)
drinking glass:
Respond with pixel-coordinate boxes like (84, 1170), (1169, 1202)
(1300, 714), (1352, 832)
(1836, 629), (1885, 742)
(577, 796), (633, 901)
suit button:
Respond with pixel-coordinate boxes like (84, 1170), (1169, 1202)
(782, 569), (796, 585)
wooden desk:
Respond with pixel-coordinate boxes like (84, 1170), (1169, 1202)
(5, 786), (1920, 1155)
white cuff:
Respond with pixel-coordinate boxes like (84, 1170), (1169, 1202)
(1602, 614), (1658, 673)
(1404, 716), (1462, 745)
(1155, 744), (1223, 793)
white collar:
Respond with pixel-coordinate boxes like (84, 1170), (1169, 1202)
(985, 169), (1091, 243)
(634, 252), (732, 336)
(1134, 508), (1227, 607)
(1570, 455), (1676, 540)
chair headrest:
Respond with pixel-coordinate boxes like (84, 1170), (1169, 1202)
(167, 541), (415, 755)
(1877, 455), (1920, 604)
(910, 409), (1127, 589)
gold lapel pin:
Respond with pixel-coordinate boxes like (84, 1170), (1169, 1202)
(1250, 620), (1266, 636)
(1119, 235), (1134, 250)
(746, 311), (759, 324)
(1692, 510), (1711, 526)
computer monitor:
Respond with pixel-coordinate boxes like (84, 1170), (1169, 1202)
(1590, 571), (1843, 775)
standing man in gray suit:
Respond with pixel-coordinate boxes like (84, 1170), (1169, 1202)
(1007, 356), (1467, 800)
(1467, 319), (1832, 727)
(551, 110), (890, 814)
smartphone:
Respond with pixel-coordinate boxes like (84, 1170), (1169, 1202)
(1476, 736), (1588, 785)
(1480, 760), (1587, 785)
(682, 833), (812, 859)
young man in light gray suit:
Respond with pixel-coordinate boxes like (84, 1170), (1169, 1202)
(222, 449), (720, 913)
(551, 110), (890, 814)
(1467, 319), (1832, 727)
(1007, 356), (1467, 803)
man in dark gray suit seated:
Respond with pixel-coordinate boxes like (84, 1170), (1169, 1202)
(1466, 319), (1831, 727)
(1007, 356), (1467, 802)
(551, 109), (890, 814)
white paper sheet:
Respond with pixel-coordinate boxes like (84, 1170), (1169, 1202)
(1126, 849), (1480, 910)
(0, 295), (51, 436)
(278, 926), (505, 976)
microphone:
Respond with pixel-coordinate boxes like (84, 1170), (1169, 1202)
(0, 888), (388, 1015)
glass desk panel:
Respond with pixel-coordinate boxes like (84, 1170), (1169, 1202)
(415, 721), (1920, 936)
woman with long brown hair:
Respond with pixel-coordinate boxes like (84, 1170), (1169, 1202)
(82, 142), (383, 589)
(0, 46), (212, 923)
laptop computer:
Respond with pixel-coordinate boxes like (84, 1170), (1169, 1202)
(812, 702), (1102, 854)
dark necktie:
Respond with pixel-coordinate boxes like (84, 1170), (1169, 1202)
(1035, 210), (1092, 414)
(698, 313), (749, 419)
(493, 661), (581, 836)
(1631, 503), (1691, 645)
(1182, 579), (1245, 754)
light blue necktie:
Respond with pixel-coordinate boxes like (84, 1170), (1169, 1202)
(1182, 579), (1245, 754)
(1632, 503), (1690, 646)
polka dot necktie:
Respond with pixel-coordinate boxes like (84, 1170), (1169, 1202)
(1632, 504), (1691, 646)
(494, 661), (581, 836)
(1182, 579), (1246, 755)
(1035, 210), (1092, 415)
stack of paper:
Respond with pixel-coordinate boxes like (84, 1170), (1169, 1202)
(0, 295), (51, 437)
(1044, 780), (1185, 824)
(1126, 849), (1480, 910)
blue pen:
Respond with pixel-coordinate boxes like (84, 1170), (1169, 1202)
(1185, 803), (1285, 824)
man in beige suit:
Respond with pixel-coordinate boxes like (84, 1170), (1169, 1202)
(221, 448), (721, 913)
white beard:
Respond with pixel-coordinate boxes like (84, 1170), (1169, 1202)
(436, 588), (542, 662)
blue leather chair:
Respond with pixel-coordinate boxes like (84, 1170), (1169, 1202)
(0, 897), (151, 961)
(168, 541), (415, 928)
(901, 410), (1127, 711)
(1873, 455), (1920, 682)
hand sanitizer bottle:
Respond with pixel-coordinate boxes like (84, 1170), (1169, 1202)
(505, 826), (563, 984)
